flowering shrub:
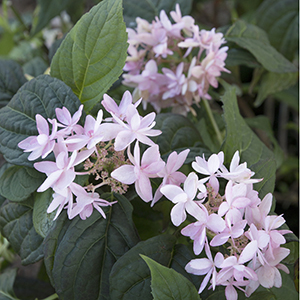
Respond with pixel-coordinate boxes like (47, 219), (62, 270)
(0, 0), (298, 300)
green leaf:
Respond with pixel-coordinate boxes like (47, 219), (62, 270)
(225, 48), (261, 68)
(31, 0), (73, 35)
(141, 255), (200, 300)
(50, 0), (128, 113)
(255, 0), (299, 60)
(0, 165), (45, 202)
(255, 71), (298, 107)
(109, 234), (201, 300)
(0, 199), (44, 265)
(0, 74), (83, 167)
(0, 268), (19, 300)
(43, 193), (140, 300)
(153, 113), (209, 163)
(225, 20), (298, 73)
(33, 189), (56, 238)
(273, 84), (299, 111)
(23, 57), (49, 77)
(220, 85), (276, 198)
(282, 242), (299, 265)
(0, 59), (27, 108)
(123, 0), (193, 26)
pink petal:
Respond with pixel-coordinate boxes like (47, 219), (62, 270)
(225, 285), (238, 300)
(135, 174), (152, 202)
(207, 213), (225, 233)
(111, 165), (136, 185)
(160, 185), (184, 201)
(171, 202), (186, 226)
(36, 114), (49, 135)
(114, 130), (136, 151)
(239, 240), (258, 264)
(37, 169), (63, 192)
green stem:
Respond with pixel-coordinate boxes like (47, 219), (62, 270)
(10, 4), (30, 33)
(202, 98), (223, 147)
(40, 293), (59, 300)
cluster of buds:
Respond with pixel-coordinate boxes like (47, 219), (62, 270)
(123, 4), (230, 115)
(159, 151), (291, 300)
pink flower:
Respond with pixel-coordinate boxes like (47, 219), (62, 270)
(69, 183), (116, 220)
(192, 151), (224, 192)
(152, 149), (190, 206)
(111, 105), (161, 151)
(55, 105), (84, 136)
(185, 240), (224, 293)
(111, 142), (165, 202)
(161, 172), (208, 226)
(18, 114), (57, 161)
(170, 4), (195, 36)
(181, 204), (225, 255)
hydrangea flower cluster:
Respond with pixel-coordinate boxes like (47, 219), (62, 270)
(18, 89), (291, 300)
(159, 151), (292, 300)
(123, 4), (230, 115)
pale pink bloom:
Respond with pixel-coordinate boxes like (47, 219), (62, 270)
(253, 247), (290, 290)
(199, 28), (225, 52)
(55, 105), (84, 136)
(136, 17), (152, 34)
(124, 45), (147, 74)
(111, 105), (161, 151)
(65, 110), (106, 151)
(101, 91), (141, 122)
(69, 182), (116, 220)
(162, 63), (186, 99)
(210, 216), (247, 247)
(157, 9), (182, 38)
(34, 146), (94, 192)
(18, 114), (57, 161)
(244, 184), (261, 225)
(178, 25), (203, 57)
(170, 4), (195, 36)
(185, 240), (224, 293)
(111, 142), (165, 202)
(181, 204), (225, 254)
(221, 278), (249, 300)
(218, 181), (252, 224)
(152, 149), (190, 206)
(160, 172), (204, 226)
(219, 151), (262, 184)
(47, 186), (74, 220)
(192, 151), (224, 192)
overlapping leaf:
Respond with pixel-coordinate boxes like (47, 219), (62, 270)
(0, 199), (44, 265)
(0, 268), (18, 300)
(0, 59), (27, 108)
(43, 193), (140, 300)
(0, 74), (83, 167)
(109, 234), (200, 300)
(141, 255), (200, 300)
(50, 0), (128, 113)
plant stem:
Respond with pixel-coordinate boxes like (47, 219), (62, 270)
(202, 98), (223, 147)
(40, 294), (59, 300)
(10, 4), (30, 33)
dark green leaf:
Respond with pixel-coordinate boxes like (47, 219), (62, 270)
(141, 255), (200, 300)
(109, 235), (200, 300)
(220, 85), (276, 198)
(50, 0), (128, 113)
(273, 84), (299, 111)
(255, 71), (298, 107)
(0, 165), (45, 202)
(225, 48), (261, 68)
(33, 189), (56, 238)
(282, 242), (299, 265)
(123, 0), (193, 26)
(255, 0), (299, 60)
(31, 0), (73, 35)
(43, 193), (140, 300)
(0, 268), (19, 300)
(225, 20), (297, 73)
(153, 113), (209, 163)
(0, 59), (27, 108)
(0, 199), (44, 265)
(23, 57), (49, 77)
(0, 74), (83, 167)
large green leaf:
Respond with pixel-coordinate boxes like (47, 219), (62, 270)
(0, 199), (44, 265)
(123, 0), (193, 26)
(50, 0), (128, 113)
(0, 268), (19, 300)
(0, 59), (27, 108)
(109, 234), (200, 300)
(255, 0), (299, 61)
(220, 85), (276, 198)
(141, 255), (200, 300)
(31, 0), (73, 35)
(0, 165), (45, 202)
(43, 193), (140, 300)
(0, 74), (83, 167)
(225, 20), (298, 73)
(254, 72), (298, 107)
(153, 113), (209, 164)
